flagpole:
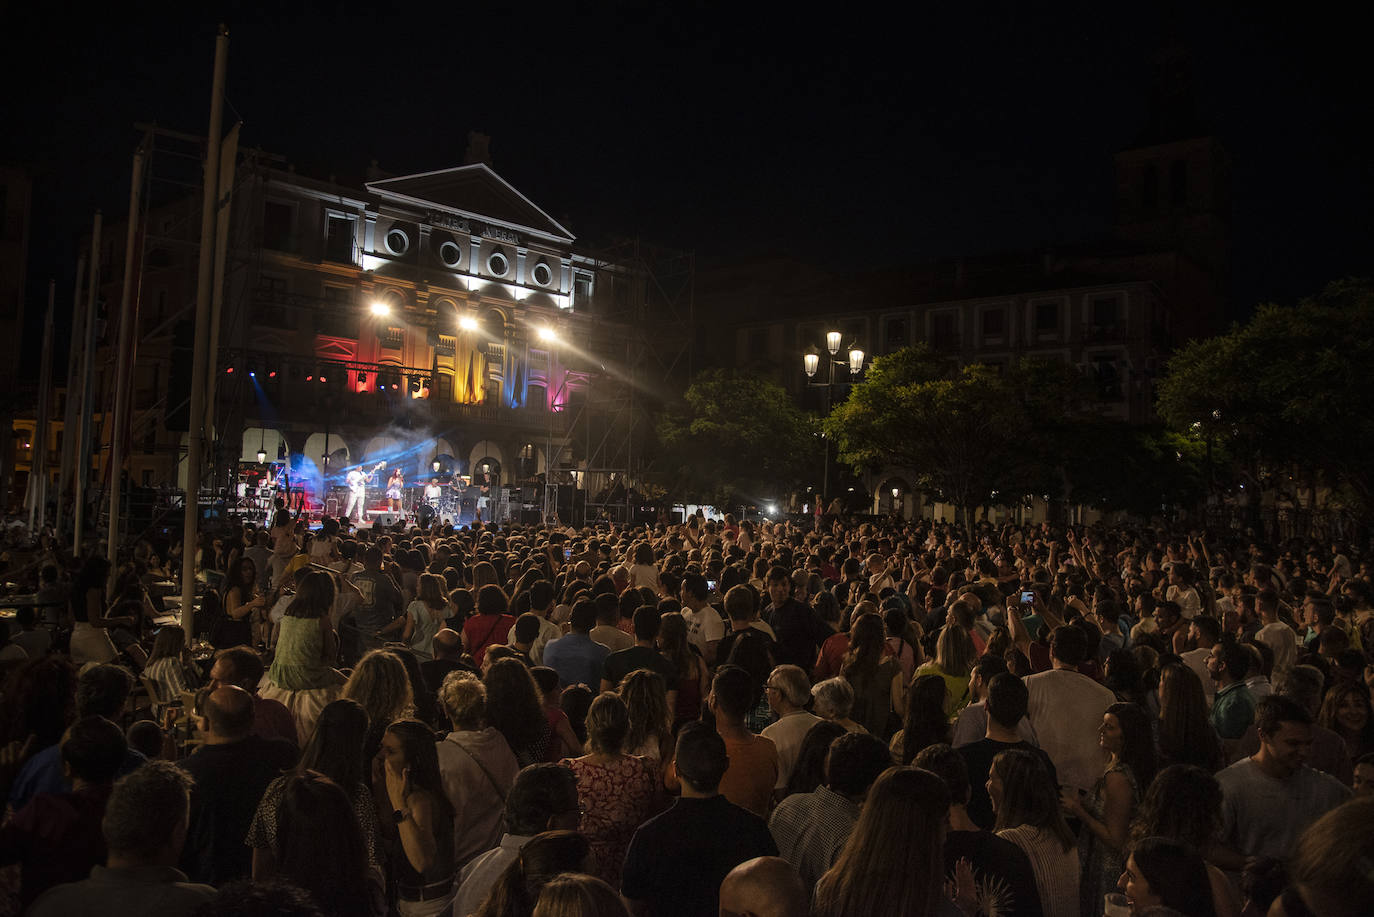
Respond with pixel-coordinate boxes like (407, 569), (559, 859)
(106, 144), (147, 567)
(180, 24), (229, 647)
(30, 280), (56, 531)
(73, 211), (102, 556)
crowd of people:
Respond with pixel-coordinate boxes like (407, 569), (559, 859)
(1, 506), (1372, 917)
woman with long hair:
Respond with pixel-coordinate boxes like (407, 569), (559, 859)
(219, 556), (270, 649)
(618, 669), (673, 763)
(261, 570), (345, 744)
(274, 773), (385, 917)
(913, 622), (976, 717)
(142, 624), (198, 701)
(1318, 681), (1374, 762)
(381, 719), (457, 917)
(1130, 765), (1242, 917)
(1061, 702), (1157, 917)
(484, 658), (552, 766)
(343, 649), (415, 763)
(814, 766), (963, 917)
(249, 698), (382, 876)
(783, 720), (848, 797)
(1118, 836), (1217, 917)
(559, 693), (660, 888)
(840, 613), (903, 739)
(387, 468), (405, 513)
(404, 573), (450, 658)
(990, 748), (1080, 917)
(473, 830), (592, 917)
(892, 673), (951, 765)
(657, 612), (708, 728)
(1156, 663), (1222, 772)
(67, 554), (129, 664)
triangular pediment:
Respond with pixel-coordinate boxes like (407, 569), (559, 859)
(366, 164), (574, 243)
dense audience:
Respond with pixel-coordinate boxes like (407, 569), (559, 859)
(0, 507), (1371, 916)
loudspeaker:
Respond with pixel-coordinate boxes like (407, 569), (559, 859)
(368, 511), (403, 527)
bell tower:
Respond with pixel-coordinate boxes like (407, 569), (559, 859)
(1113, 40), (1231, 303)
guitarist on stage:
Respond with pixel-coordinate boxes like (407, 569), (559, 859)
(345, 461), (383, 524)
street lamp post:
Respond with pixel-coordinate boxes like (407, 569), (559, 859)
(803, 330), (865, 509)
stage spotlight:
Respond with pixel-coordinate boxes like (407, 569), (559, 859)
(268, 369), (277, 378)
(369, 300), (391, 317)
(537, 326), (558, 342)
(459, 314), (478, 332)
(306, 373), (314, 381)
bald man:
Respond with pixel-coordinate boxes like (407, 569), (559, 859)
(719, 857), (808, 917)
(421, 627), (478, 697)
(180, 686), (297, 885)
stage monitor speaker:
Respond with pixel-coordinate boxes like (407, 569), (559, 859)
(519, 508), (542, 524)
(369, 511), (404, 527)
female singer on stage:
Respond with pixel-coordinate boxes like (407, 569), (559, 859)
(387, 468), (404, 513)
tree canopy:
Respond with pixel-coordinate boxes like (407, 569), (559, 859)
(825, 345), (1207, 523)
(655, 368), (820, 509)
(1156, 277), (1374, 514)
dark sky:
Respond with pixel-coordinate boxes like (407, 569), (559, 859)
(6, 2), (1371, 368)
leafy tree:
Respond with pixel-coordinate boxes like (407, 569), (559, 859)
(655, 368), (820, 509)
(1156, 278), (1374, 514)
(824, 346), (1048, 531)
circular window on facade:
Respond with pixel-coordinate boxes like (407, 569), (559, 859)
(487, 250), (510, 277)
(531, 261), (552, 286)
(438, 240), (463, 268)
(385, 228), (410, 256)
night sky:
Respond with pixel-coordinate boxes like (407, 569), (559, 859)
(6, 2), (1371, 371)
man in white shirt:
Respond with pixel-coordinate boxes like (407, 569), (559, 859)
(760, 666), (823, 794)
(679, 572), (723, 665)
(1180, 615), (1221, 705)
(1024, 625), (1116, 794)
(1254, 589), (1298, 684)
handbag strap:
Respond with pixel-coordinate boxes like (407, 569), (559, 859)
(450, 736), (507, 802)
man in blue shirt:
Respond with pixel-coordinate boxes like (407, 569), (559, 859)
(1209, 636), (1256, 746)
(541, 599), (608, 689)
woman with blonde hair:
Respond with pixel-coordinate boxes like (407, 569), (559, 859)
(912, 622), (976, 717)
(343, 649), (414, 762)
(814, 766), (965, 917)
(532, 873), (630, 917)
(619, 669), (673, 762)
